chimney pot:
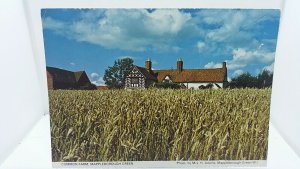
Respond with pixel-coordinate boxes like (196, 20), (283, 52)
(177, 57), (183, 72)
(145, 58), (152, 71)
(223, 62), (227, 68)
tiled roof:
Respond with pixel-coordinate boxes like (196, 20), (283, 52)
(46, 66), (77, 84)
(153, 68), (227, 83)
(46, 67), (89, 83)
(74, 71), (84, 82)
(135, 66), (157, 81)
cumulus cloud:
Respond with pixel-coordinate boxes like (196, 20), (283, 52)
(90, 73), (105, 86)
(197, 9), (279, 42)
(197, 41), (206, 52)
(205, 11), (252, 43)
(194, 9), (280, 57)
(232, 48), (274, 63)
(118, 56), (135, 60)
(204, 47), (275, 76)
(42, 9), (194, 52)
(146, 9), (192, 35)
(263, 62), (275, 72)
(233, 69), (244, 77)
(258, 43), (264, 49)
(43, 17), (65, 30)
(227, 48), (275, 70)
(204, 62), (223, 68)
(90, 72), (99, 79)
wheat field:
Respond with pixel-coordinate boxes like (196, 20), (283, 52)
(49, 88), (271, 162)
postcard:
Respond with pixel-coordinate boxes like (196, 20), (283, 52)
(41, 8), (280, 168)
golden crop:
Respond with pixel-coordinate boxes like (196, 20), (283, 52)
(49, 88), (271, 162)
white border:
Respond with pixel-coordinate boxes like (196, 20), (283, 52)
(53, 160), (266, 168)
(23, 0), (284, 168)
(25, 0), (284, 9)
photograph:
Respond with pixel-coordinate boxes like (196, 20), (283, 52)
(41, 8), (280, 166)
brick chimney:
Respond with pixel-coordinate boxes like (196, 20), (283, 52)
(145, 58), (152, 71)
(177, 58), (183, 72)
(223, 62), (228, 82)
(223, 62), (226, 68)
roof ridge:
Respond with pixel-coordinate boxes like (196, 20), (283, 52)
(133, 65), (157, 80)
(47, 66), (86, 73)
(47, 66), (75, 73)
(154, 67), (224, 71)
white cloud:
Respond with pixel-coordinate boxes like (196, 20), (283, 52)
(90, 72), (99, 79)
(227, 48), (275, 70)
(42, 17), (65, 30)
(205, 11), (250, 43)
(91, 79), (105, 86)
(197, 41), (206, 52)
(90, 73), (105, 86)
(70, 62), (76, 66)
(194, 9), (280, 57)
(204, 62), (223, 68)
(42, 9), (193, 52)
(258, 43), (264, 49)
(197, 10), (279, 43)
(146, 9), (192, 35)
(233, 69), (244, 77)
(263, 62), (274, 72)
(118, 56), (135, 60)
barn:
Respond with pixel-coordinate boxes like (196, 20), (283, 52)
(125, 58), (228, 89)
(46, 66), (95, 90)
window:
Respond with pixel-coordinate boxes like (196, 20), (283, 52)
(131, 78), (139, 87)
(131, 78), (139, 84)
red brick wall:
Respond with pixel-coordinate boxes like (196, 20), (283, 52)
(47, 71), (53, 90)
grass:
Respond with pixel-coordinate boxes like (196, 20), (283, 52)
(49, 88), (271, 162)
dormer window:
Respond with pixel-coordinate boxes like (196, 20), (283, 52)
(163, 75), (172, 83)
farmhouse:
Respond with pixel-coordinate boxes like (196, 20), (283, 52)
(46, 66), (94, 90)
(125, 58), (228, 89)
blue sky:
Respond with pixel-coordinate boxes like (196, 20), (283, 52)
(41, 9), (280, 85)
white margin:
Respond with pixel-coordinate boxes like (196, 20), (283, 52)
(22, 0), (283, 168)
(53, 160), (267, 168)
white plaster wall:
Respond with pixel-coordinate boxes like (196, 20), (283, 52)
(182, 83), (223, 89)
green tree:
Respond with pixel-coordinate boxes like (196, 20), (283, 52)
(230, 72), (258, 88)
(103, 58), (134, 89)
(257, 70), (273, 88)
(152, 82), (184, 89)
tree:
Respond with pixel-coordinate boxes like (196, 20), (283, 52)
(229, 70), (274, 89)
(152, 82), (184, 89)
(257, 70), (273, 88)
(229, 72), (258, 88)
(103, 58), (134, 89)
